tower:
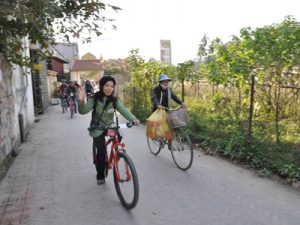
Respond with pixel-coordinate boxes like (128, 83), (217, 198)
(160, 40), (172, 64)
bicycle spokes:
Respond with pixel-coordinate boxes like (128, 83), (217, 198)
(170, 129), (193, 170)
(116, 161), (132, 182)
(147, 137), (162, 155)
(113, 152), (139, 209)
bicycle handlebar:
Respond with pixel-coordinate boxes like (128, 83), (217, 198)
(88, 122), (135, 131)
(159, 106), (182, 111)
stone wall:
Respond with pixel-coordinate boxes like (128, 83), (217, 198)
(0, 51), (35, 178)
(0, 57), (16, 167)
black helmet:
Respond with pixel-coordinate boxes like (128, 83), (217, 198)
(99, 76), (116, 89)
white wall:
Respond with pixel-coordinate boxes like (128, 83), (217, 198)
(11, 37), (35, 141)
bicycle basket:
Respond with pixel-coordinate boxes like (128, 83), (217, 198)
(167, 108), (189, 128)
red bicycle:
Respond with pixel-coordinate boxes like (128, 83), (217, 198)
(90, 122), (139, 209)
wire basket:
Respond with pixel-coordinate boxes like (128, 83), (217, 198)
(167, 108), (189, 128)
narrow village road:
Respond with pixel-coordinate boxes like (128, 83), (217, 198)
(0, 105), (300, 225)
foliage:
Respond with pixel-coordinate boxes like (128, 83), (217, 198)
(176, 60), (199, 101)
(126, 49), (176, 121)
(185, 97), (300, 181)
(0, 0), (120, 67)
(103, 58), (130, 81)
(123, 18), (300, 182)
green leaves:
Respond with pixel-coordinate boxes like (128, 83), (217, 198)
(176, 60), (196, 81)
(0, 0), (120, 67)
(197, 17), (300, 144)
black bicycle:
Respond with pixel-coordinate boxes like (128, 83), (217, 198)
(147, 106), (193, 171)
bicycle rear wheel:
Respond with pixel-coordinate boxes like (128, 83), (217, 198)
(170, 128), (193, 171)
(147, 137), (162, 155)
(113, 151), (139, 209)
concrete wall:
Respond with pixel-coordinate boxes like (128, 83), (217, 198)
(0, 56), (15, 162)
(0, 38), (35, 177)
(40, 61), (49, 111)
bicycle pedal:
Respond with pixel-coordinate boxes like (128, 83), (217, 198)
(159, 141), (165, 148)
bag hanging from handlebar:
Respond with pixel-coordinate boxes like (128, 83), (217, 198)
(146, 108), (173, 139)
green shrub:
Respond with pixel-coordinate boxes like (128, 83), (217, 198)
(186, 97), (300, 181)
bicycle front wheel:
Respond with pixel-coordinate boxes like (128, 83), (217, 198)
(70, 109), (74, 118)
(170, 128), (193, 171)
(70, 103), (74, 118)
(147, 137), (164, 155)
(113, 151), (139, 209)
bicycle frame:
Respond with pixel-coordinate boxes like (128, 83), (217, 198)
(106, 132), (131, 182)
(69, 97), (74, 110)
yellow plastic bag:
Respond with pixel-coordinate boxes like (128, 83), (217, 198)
(146, 109), (173, 139)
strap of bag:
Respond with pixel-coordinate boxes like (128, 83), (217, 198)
(91, 99), (108, 126)
(160, 88), (172, 105)
(91, 98), (117, 126)
(113, 100), (119, 127)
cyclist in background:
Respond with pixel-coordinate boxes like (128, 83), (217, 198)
(67, 81), (79, 113)
(85, 80), (94, 98)
(152, 74), (185, 111)
(59, 79), (68, 108)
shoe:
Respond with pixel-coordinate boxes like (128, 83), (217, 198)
(158, 139), (165, 148)
(97, 179), (105, 185)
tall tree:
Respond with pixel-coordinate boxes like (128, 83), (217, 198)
(243, 17), (300, 142)
(0, 0), (120, 67)
(176, 60), (197, 102)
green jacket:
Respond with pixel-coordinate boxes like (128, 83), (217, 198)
(78, 97), (137, 138)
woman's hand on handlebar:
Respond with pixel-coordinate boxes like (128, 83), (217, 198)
(132, 119), (140, 126)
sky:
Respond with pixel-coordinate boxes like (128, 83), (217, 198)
(74, 0), (300, 65)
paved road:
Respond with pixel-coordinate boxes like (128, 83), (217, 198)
(0, 105), (300, 225)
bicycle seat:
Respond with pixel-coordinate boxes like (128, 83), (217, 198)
(107, 129), (117, 137)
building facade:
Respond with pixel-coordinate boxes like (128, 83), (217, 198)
(71, 53), (104, 84)
(55, 43), (79, 74)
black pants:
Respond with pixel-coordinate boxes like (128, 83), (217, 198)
(93, 133), (106, 180)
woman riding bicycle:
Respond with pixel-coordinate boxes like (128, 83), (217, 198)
(152, 74), (185, 111)
(78, 76), (139, 185)
(67, 81), (79, 113)
(149, 74), (193, 171)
